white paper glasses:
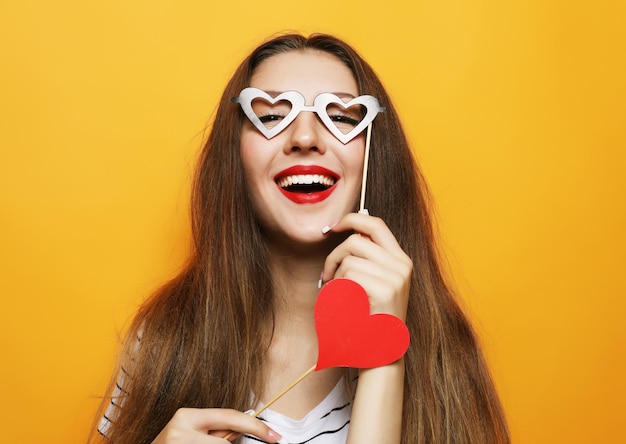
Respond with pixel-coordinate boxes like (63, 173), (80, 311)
(232, 87), (385, 144)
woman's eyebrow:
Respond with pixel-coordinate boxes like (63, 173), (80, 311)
(333, 92), (357, 99)
(256, 90), (358, 100)
(262, 90), (284, 98)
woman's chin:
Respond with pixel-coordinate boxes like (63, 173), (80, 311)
(263, 225), (341, 255)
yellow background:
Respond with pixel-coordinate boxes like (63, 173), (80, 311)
(1, 1), (624, 442)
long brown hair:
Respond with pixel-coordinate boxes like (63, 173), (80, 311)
(90, 33), (509, 444)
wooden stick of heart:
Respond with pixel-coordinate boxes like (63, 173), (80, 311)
(223, 364), (317, 441)
(358, 123), (373, 214)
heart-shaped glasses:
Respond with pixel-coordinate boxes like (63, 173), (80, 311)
(232, 87), (385, 144)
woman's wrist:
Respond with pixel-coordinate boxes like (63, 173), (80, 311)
(348, 358), (405, 443)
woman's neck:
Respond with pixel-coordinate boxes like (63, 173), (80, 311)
(261, 241), (346, 418)
(268, 246), (325, 323)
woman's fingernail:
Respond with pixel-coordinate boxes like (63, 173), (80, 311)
(267, 429), (284, 442)
(318, 271), (324, 289)
(322, 221), (338, 234)
(358, 208), (369, 215)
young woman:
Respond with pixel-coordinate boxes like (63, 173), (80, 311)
(91, 33), (510, 444)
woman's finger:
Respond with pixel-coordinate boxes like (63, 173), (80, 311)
(323, 213), (404, 253)
(320, 213), (413, 321)
(332, 256), (410, 320)
(322, 232), (411, 288)
(152, 408), (283, 444)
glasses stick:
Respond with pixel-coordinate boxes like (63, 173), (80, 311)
(359, 123), (373, 213)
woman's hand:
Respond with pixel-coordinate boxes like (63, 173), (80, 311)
(321, 212), (411, 443)
(151, 408), (283, 444)
(321, 212), (413, 321)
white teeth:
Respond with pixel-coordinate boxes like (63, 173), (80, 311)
(277, 174), (336, 188)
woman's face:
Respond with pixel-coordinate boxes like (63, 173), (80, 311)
(240, 50), (365, 250)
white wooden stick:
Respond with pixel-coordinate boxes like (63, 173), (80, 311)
(359, 123), (373, 213)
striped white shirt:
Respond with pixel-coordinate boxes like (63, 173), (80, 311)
(243, 377), (351, 444)
(99, 375), (352, 443)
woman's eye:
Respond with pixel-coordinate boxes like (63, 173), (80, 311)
(329, 114), (360, 128)
(252, 99), (292, 129)
(326, 103), (364, 133)
(258, 114), (285, 128)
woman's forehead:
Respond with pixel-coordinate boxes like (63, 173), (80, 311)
(249, 50), (359, 101)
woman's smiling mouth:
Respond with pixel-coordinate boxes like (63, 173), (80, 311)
(274, 165), (339, 204)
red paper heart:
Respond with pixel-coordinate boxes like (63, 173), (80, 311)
(314, 278), (410, 370)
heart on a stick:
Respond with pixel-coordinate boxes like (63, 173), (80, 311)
(314, 278), (410, 370)
(224, 280), (410, 441)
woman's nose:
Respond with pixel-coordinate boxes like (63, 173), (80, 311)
(284, 112), (326, 154)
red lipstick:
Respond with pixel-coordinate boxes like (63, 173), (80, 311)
(274, 165), (339, 204)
